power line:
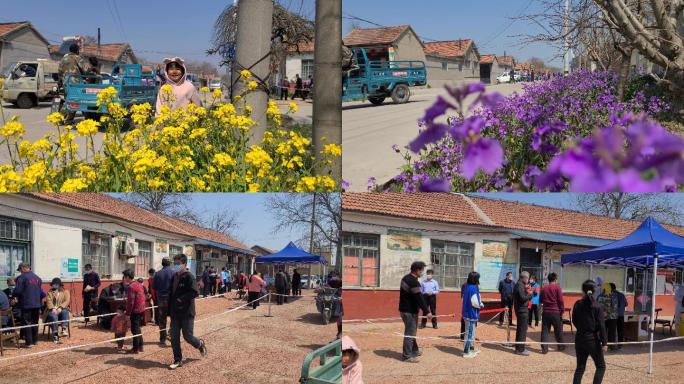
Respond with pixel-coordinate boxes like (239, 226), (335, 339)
(110, 0), (129, 43)
(342, 13), (441, 43)
(479, 0), (535, 49)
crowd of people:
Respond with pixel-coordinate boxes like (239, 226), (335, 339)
(274, 71), (313, 101)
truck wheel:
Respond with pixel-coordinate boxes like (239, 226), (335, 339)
(368, 97), (386, 105)
(391, 84), (410, 104)
(16, 93), (36, 109)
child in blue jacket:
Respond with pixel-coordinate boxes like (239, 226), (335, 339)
(462, 271), (485, 358)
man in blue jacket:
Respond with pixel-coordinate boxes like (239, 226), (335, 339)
(13, 263), (42, 348)
(153, 257), (176, 344)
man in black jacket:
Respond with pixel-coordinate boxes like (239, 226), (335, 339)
(399, 261), (430, 362)
(513, 271), (532, 355)
(169, 254), (207, 369)
(275, 269), (287, 305)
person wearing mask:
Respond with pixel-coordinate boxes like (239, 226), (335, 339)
(13, 263), (42, 348)
(462, 272), (485, 358)
(609, 283), (627, 350)
(292, 269), (302, 296)
(82, 264), (100, 323)
(123, 269), (146, 354)
(398, 261), (430, 363)
(0, 289), (10, 328)
(274, 268), (287, 305)
(201, 266), (211, 298)
(420, 270), (439, 329)
(498, 272), (514, 326)
(572, 280), (607, 384)
(45, 277), (71, 343)
(460, 280), (468, 341)
(342, 335), (364, 384)
(246, 273), (266, 309)
(220, 267), (229, 294)
(540, 272), (565, 353)
(148, 268), (156, 325)
(597, 283), (618, 351)
(3, 278), (21, 329)
(168, 253), (207, 369)
(209, 267), (218, 297)
(528, 275), (541, 329)
(326, 271), (344, 339)
(154, 258), (175, 344)
(513, 271), (533, 355)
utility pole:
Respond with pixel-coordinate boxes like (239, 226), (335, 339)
(563, 0), (570, 76)
(235, 0), (273, 143)
(308, 193), (317, 288)
(313, 0), (342, 182)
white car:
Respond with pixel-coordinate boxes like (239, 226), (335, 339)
(300, 274), (321, 289)
(496, 73), (512, 84)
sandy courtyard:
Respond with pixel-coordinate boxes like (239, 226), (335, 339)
(0, 293), (337, 384)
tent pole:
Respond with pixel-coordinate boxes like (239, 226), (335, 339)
(648, 254), (658, 375)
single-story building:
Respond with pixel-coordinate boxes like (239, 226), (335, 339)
(253, 244), (275, 275)
(49, 43), (138, 74)
(423, 39), (481, 87)
(284, 40), (315, 84)
(342, 193), (683, 321)
(479, 54), (501, 84)
(343, 25), (426, 64)
(496, 55), (515, 75)
(0, 21), (51, 72)
(0, 193), (255, 313)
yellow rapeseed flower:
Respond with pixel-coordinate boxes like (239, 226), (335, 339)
(189, 128), (207, 139)
(200, 86), (210, 93)
(160, 84), (175, 102)
(211, 88), (222, 100)
(248, 183), (260, 192)
(31, 138), (52, 154)
(240, 69), (252, 80)
(46, 112), (65, 125)
(213, 153), (236, 168)
(1, 119), (25, 139)
(96, 87), (118, 106)
(248, 81), (258, 91)
(76, 119), (100, 136)
(322, 143), (342, 157)
(59, 178), (89, 192)
(245, 145), (273, 169)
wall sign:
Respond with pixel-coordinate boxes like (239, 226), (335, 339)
(60, 258), (80, 279)
(386, 229), (422, 252)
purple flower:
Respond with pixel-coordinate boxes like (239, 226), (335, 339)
(422, 96), (454, 124)
(446, 82), (485, 104)
(461, 138), (504, 180)
(409, 123), (450, 152)
(419, 177), (451, 192)
(341, 180), (350, 190)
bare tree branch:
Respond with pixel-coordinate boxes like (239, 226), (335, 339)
(574, 193), (683, 224)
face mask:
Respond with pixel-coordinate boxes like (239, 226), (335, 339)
(52, 284), (60, 289)
(426, 275), (433, 280)
(173, 264), (183, 272)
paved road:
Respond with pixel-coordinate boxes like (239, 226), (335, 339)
(342, 82), (525, 191)
(0, 99), (312, 165)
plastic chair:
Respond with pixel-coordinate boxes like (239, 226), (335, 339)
(0, 308), (20, 356)
(562, 308), (574, 335)
(654, 308), (673, 335)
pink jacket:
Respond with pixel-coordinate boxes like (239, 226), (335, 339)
(342, 336), (363, 384)
(155, 58), (201, 113)
(246, 275), (265, 292)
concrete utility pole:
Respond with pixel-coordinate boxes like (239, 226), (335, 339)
(313, 0), (342, 182)
(563, 0), (570, 75)
(235, 0), (273, 143)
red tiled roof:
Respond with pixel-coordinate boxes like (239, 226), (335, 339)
(342, 193), (487, 226)
(480, 54), (497, 64)
(49, 43), (133, 63)
(497, 55), (514, 67)
(343, 25), (410, 47)
(252, 245), (275, 256)
(27, 193), (251, 252)
(516, 62), (531, 71)
(0, 22), (28, 38)
(342, 193), (684, 241)
(287, 39), (315, 53)
(423, 40), (473, 58)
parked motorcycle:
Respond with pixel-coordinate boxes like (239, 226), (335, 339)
(315, 287), (340, 325)
(50, 85), (65, 114)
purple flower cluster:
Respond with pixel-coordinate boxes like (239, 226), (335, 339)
(391, 71), (681, 192)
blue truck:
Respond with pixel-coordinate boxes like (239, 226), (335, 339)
(343, 47), (427, 106)
(299, 339), (342, 384)
(61, 63), (157, 119)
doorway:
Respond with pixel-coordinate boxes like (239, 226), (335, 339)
(519, 247), (543, 283)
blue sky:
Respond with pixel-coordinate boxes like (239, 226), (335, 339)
(3, 0), (315, 68)
(110, 193), (307, 251)
(343, 0), (563, 67)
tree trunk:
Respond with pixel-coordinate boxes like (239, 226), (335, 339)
(235, 0), (274, 143)
(617, 48), (633, 101)
(313, 0), (342, 183)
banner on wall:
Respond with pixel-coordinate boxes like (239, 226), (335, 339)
(477, 260), (517, 291)
(482, 240), (509, 258)
(60, 257), (80, 279)
(155, 240), (169, 256)
(183, 245), (195, 257)
(386, 229), (422, 252)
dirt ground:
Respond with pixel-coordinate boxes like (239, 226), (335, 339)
(343, 319), (684, 384)
(0, 293), (338, 384)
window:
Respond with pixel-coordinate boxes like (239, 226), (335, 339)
(134, 240), (152, 278)
(430, 240), (474, 289)
(561, 264), (590, 292)
(301, 59), (314, 80)
(82, 231), (111, 276)
(591, 265), (626, 291)
(0, 217), (31, 281)
(342, 232), (380, 287)
(441, 62), (448, 71)
(170, 245), (183, 257)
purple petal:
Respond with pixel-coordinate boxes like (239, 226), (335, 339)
(409, 123), (450, 152)
(419, 177), (451, 192)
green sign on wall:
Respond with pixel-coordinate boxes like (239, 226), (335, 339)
(60, 257), (80, 279)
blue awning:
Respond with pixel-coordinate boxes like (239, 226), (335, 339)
(193, 239), (256, 255)
(509, 230), (612, 248)
(255, 242), (327, 265)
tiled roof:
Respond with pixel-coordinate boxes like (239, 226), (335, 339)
(342, 193), (684, 241)
(480, 54), (497, 64)
(49, 43), (133, 62)
(342, 193), (487, 226)
(423, 40), (473, 58)
(288, 39), (315, 53)
(516, 62), (531, 71)
(252, 245), (275, 256)
(343, 25), (410, 46)
(27, 193), (251, 252)
(0, 22), (28, 38)
(497, 55), (514, 67)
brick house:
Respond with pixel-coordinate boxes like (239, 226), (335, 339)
(0, 21), (51, 72)
(342, 193), (683, 321)
(496, 55), (515, 75)
(479, 54), (501, 84)
(49, 43), (138, 74)
(343, 25), (426, 64)
(423, 39), (481, 87)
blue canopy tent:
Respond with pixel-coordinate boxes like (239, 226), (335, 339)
(255, 242), (328, 288)
(562, 217), (684, 374)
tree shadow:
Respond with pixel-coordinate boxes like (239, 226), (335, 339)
(103, 356), (198, 369)
(373, 349), (404, 360)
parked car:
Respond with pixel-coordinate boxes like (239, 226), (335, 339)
(496, 72), (512, 84)
(2, 59), (60, 108)
(300, 274), (321, 289)
(209, 80), (222, 91)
